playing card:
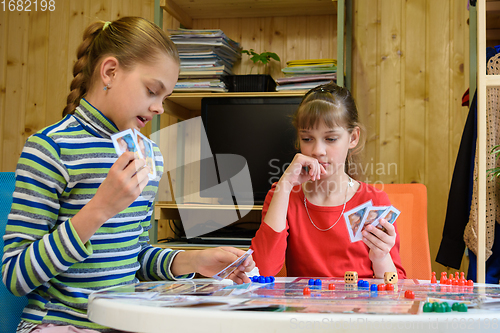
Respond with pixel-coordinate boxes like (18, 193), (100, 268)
(134, 129), (157, 179)
(212, 249), (254, 281)
(355, 206), (389, 238)
(343, 200), (372, 242)
(371, 205), (401, 231)
(111, 129), (143, 159)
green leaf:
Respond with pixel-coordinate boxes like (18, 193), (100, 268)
(241, 49), (280, 66)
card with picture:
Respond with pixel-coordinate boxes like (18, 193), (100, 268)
(343, 200), (372, 242)
(134, 129), (157, 180)
(372, 206), (401, 231)
(111, 129), (143, 159)
(355, 206), (389, 239)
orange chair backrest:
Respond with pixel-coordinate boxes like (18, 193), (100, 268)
(373, 183), (431, 280)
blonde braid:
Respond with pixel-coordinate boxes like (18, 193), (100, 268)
(62, 22), (104, 117)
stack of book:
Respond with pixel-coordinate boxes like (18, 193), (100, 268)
(168, 29), (242, 92)
(276, 59), (337, 91)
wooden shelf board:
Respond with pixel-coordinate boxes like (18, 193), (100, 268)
(166, 91), (307, 113)
(152, 242), (249, 250)
(155, 202), (263, 211)
(485, 74), (500, 86)
(161, 0), (337, 21)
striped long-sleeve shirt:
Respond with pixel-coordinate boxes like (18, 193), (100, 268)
(2, 99), (192, 331)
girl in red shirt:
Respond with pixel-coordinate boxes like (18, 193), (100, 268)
(250, 83), (406, 278)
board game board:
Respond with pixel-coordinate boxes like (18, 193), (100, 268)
(89, 278), (500, 315)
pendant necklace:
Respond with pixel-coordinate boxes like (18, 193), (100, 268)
(303, 177), (354, 232)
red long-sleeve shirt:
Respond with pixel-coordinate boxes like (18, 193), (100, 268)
(251, 182), (406, 278)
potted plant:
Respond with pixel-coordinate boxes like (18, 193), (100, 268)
(226, 49), (281, 92)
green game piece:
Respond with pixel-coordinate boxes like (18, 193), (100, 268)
(457, 303), (468, 312)
(434, 303), (446, 312)
(423, 302), (434, 312)
(442, 302), (451, 312)
(451, 302), (460, 311)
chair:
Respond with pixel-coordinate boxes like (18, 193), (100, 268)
(373, 183), (431, 280)
(0, 172), (28, 332)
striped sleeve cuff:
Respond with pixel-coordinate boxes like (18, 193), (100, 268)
(59, 218), (93, 261)
(165, 250), (195, 280)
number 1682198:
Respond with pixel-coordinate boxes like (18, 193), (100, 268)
(2, 0), (55, 11)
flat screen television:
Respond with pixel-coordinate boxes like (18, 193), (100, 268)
(175, 96), (302, 245)
(200, 96), (303, 205)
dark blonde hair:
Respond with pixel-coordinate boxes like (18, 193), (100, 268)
(292, 82), (365, 176)
(63, 16), (179, 117)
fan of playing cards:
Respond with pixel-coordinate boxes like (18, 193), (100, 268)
(343, 201), (400, 242)
(111, 129), (157, 180)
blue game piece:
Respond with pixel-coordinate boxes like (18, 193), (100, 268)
(258, 276), (265, 283)
(357, 279), (364, 287)
(269, 276), (275, 283)
(252, 276), (259, 282)
(265, 276), (271, 283)
(308, 278), (315, 285)
(370, 284), (378, 292)
(314, 279), (322, 286)
(361, 280), (369, 288)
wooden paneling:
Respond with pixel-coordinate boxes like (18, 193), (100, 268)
(191, 15), (337, 77)
(0, 0), (471, 275)
(0, 0), (156, 172)
(352, 0), (469, 275)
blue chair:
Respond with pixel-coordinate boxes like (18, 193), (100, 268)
(0, 172), (28, 332)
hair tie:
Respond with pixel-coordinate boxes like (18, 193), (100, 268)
(102, 21), (111, 31)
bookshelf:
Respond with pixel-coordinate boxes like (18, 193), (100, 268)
(150, 0), (351, 246)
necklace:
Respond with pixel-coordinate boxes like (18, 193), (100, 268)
(303, 177), (354, 232)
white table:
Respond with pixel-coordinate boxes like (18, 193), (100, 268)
(88, 278), (500, 333)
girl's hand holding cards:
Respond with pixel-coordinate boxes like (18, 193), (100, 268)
(92, 152), (150, 221)
(362, 218), (397, 262)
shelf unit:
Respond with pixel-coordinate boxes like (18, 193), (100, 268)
(475, 0), (500, 283)
(153, 0), (351, 120)
(150, 0), (351, 246)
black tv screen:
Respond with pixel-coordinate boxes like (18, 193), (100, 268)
(200, 96), (302, 205)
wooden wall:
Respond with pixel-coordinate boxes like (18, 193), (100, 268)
(352, 0), (469, 274)
(0, 0), (157, 172)
(1, 0), (472, 274)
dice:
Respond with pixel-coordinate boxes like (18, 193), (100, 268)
(384, 272), (398, 284)
(344, 271), (358, 284)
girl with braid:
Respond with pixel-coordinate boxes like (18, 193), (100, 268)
(2, 17), (254, 333)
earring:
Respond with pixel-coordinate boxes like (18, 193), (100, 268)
(103, 84), (110, 91)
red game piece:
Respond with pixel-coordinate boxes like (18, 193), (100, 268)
(404, 290), (415, 299)
(431, 272), (437, 284)
(377, 284), (386, 291)
(328, 283), (335, 291)
(303, 287), (311, 296)
(385, 283), (394, 291)
(467, 280), (474, 287)
(440, 272), (447, 284)
(458, 279), (465, 286)
(455, 272), (459, 280)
